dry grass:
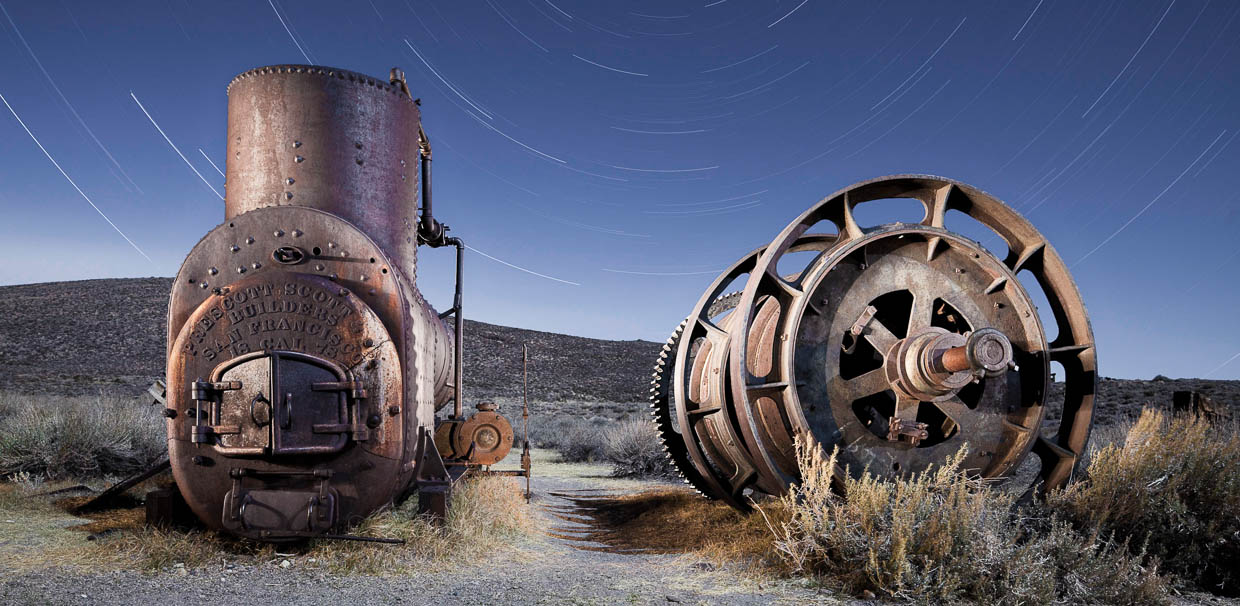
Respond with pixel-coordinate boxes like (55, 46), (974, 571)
(768, 438), (1168, 604)
(0, 392), (165, 480)
(305, 475), (537, 574)
(1049, 409), (1240, 595)
(550, 488), (786, 566)
(0, 475), (537, 575)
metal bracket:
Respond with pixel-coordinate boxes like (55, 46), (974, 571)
(410, 427), (451, 522)
(887, 417), (930, 446)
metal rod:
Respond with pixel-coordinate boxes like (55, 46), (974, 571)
(523, 344), (530, 501)
(935, 346), (971, 374)
(321, 534), (406, 545)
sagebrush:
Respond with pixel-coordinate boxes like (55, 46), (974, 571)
(1050, 409), (1240, 595)
(769, 438), (1167, 604)
(526, 414), (610, 462)
(601, 418), (675, 478)
(0, 392), (165, 479)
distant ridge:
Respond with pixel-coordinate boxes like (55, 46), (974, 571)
(0, 278), (1235, 426)
(0, 278), (657, 403)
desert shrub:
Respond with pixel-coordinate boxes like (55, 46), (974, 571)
(769, 438), (1167, 604)
(527, 415), (608, 462)
(601, 418), (674, 478)
(1049, 409), (1240, 595)
(0, 392), (165, 479)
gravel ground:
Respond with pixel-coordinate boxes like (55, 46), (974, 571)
(1, 456), (843, 606)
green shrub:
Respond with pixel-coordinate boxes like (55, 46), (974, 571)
(769, 438), (1167, 604)
(602, 418), (674, 478)
(1050, 409), (1240, 595)
(0, 392), (165, 479)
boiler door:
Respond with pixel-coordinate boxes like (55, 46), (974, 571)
(211, 351), (351, 456)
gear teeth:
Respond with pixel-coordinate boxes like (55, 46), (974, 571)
(648, 289), (744, 503)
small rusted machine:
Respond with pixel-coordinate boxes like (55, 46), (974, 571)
(435, 345), (532, 497)
(161, 65), (524, 541)
(651, 175), (1096, 510)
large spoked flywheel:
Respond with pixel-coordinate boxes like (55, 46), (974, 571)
(651, 175), (1096, 509)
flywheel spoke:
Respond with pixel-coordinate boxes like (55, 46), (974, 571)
(907, 292), (936, 335)
(931, 395), (974, 428)
(863, 317), (899, 354)
(892, 394), (920, 423)
(840, 369), (891, 402)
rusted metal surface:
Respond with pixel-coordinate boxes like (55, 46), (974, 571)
(435, 402), (515, 466)
(653, 175), (1096, 510)
(161, 64), (510, 541)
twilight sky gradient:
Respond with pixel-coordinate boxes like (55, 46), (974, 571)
(1, 0), (1237, 380)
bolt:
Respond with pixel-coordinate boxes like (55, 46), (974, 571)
(295, 155), (304, 163)
(366, 414), (381, 428)
(315, 264), (325, 271)
(363, 338), (374, 347)
(955, 268), (964, 274)
(237, 267), (246, 274)
(252, 262), (261, 269)
(200, 282), (209, 289)
(274, 229), (284, 237)
(292, 229), (303, 237)
(284, 192), (294, 200)
(163, 408), (177, 418)
(245, 237), (255, 244)
(388, 405), (400, 416)
(286, 177), (295, 185)
(230, 245), (240, 253)
(208, 267), (219, 275)
(293, 140), (302, 148)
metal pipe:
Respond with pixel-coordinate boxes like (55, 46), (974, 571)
(420, 131), (433, 235)
(448, 236), (464, 419)
(417, 127), (445, 246)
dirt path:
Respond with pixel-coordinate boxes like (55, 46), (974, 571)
(1, 452), (843, 605)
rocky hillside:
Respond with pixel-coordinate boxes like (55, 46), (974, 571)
(0, 278), (1236, 425)
(0, 278), (657, 403)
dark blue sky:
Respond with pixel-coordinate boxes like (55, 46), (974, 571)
(1, 0), (1237, 380)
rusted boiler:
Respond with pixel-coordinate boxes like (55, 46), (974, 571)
(651, 175), (1096, 510)
(163, 65), (508, 541)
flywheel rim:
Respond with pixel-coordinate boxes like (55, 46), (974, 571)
(725, 175), (1096, 498)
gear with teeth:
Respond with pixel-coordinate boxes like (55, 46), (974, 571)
(649, 292), (742, 498)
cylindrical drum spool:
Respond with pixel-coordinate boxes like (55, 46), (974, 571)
(225, 65), (423, 283)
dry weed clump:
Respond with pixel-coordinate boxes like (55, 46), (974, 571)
(768, 438), (1167, 604)
(601, 418), (675, 478)
(1050, 409), (1240, 595)
(92, 474), (537, 574)
(0, 392), (165, 479)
